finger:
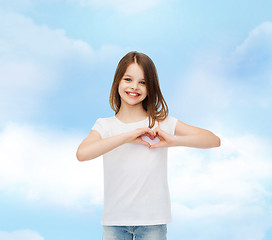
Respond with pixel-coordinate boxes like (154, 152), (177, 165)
(140, 132), (154, 140)
(148, 128), (156, 138)
(146, 134), (154, 140)
(150, 131), (157, 139)
(138, 138), (151, 148)
(149, 142), (164, 149)
(156, 128), (169, 138)
(154, 130), (164, 140)
(141, 128), (155, 136)
(144, 131), (156, 139)
(154, 128), (161, 137)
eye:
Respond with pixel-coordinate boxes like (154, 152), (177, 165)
(140, 81), (146, 85)
(124, 78), (131, 81)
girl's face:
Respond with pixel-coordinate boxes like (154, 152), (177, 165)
(118, 63), (147, 108)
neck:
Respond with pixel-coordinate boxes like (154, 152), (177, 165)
(116, 104), (148, 122)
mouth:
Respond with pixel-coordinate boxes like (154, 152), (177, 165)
(126, 91), (141, 97)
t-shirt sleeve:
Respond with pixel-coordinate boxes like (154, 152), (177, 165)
(168, 115), (178, 136)
(91, 118), (106, 139)
(160, 115), (178, 136)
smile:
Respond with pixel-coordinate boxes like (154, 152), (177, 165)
(126, 91), (140, 97)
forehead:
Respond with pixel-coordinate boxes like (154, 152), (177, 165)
(124, 63), (144, 77)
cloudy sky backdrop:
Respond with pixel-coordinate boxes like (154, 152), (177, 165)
(0, 0), (272, 239)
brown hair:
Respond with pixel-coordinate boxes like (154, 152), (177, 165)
(109, 51), (168, 128)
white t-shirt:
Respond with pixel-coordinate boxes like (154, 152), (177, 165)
(92, 115), (178, 226)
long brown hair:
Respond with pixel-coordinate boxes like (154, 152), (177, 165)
(109, 51), (168, 128)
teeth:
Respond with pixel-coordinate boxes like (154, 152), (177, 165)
(127, 92), (139, 96)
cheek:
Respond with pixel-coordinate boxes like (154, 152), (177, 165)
(118, 83), (123, 93)
(142, 87), (148, 96)
(118, 81), (126, 91)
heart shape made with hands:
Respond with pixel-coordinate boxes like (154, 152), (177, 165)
(141, 135), (160, 145)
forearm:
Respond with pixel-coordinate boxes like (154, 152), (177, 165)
(173, 131), (221, 149)
(77, 133), (130, 161)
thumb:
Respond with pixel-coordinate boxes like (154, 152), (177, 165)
(149, 142), (165, 149)
(156, 128), (169, 138)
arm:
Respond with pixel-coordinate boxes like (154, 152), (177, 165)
(76, 127), (156, 161)
(173, 120), (221, 148)
(150, 120), (221, 149)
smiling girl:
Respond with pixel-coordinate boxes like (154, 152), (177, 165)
(76, 51), (221, 240)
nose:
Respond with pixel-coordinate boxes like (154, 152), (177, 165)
(131, 82), (138, 90)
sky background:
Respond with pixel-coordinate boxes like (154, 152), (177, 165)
(0, 0), (272, 239)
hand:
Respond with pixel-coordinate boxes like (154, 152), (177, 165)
(149, 127), (176, 148)
(127, 127), (156, 148)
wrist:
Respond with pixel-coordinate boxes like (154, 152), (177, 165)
(122, 132), (133, 144)
(171, 136), (180, 147)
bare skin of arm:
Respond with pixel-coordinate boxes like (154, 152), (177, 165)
(76, 127), (156, 161)
(77, 120), (220, 161)
(150, 120), (221, 149)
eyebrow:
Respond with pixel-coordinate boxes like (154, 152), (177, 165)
(124, 74), (145, 80)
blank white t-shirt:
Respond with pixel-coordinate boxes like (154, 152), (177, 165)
(92, 115), (178, 226)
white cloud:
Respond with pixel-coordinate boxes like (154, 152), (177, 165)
(170, 202), (271, 240)
(0, 121), (271, 240)
(0, 10), (124, 124)
(0, 229), (44, 240)
(0, 10), (92, 123)
(230, 21), (272, 85)
(0, 11), (94, 61)
(167, 133), (272, 240)
(0, 122), (104, 208)
(165, 21), (272, 240)
(169, 134), (272, 204)
(173, 21), (272, 125)
(233, 21), (272, 60)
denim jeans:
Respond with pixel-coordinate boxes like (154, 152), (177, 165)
(103, 224), (167, 240)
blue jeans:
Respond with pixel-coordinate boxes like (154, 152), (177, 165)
(102, 224), (167, 240)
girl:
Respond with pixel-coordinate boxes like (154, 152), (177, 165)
(76, 51), (220, 240)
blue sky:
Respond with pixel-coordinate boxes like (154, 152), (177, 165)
(0, 0), (272, 239)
